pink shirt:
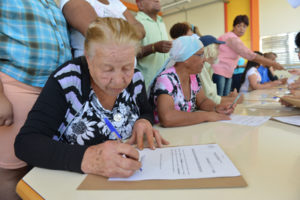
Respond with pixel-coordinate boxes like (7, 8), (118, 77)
(212, 32), (256, 78)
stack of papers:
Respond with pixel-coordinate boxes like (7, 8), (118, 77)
(273, 116), (300, 126)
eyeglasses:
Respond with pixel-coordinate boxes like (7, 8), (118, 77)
(193, 53), (205, 58)
(295, 48), (300, 53)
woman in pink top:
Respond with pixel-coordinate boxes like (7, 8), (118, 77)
(212, 15), (283, 96)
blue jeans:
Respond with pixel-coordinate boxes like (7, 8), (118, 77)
(212, 74), (232, 96)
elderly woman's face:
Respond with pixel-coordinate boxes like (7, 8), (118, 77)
(86, 44), (135, 97)
(186, 48), (205, 74)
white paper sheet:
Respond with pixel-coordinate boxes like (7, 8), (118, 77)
(220, 114), (271, 126)
(109, 144), (240, 181)
(273, 116), (300, 126)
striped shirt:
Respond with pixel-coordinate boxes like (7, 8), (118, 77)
(0, 0), (72, 87)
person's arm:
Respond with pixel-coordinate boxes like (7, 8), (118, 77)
(248, 73), (281, 90)
(137, 41), (172, 59)
(62, 0), (98, 36)
(157, 92), (230, 127)
(123, 9), (145, 39)
(227, 37), (284, 70)
(252, 54), (284, 70)
(14, 75), (88, 173)
(125, 70), (169, 149)
(0, 78), (13, 126)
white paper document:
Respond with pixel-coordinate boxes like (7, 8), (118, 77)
(273, 116), (300, 126)
(220, 114), (271, 126)
(109, 144), (240, 181)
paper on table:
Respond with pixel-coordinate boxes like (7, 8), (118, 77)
(220, 114), (271, 126)
(109, 144), (240, 181)
(273, 116), (300, 126)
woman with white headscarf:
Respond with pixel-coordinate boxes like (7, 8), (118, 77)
(149, 36), (234, 127)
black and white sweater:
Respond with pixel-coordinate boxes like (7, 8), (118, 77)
(15, 56), (153, 173)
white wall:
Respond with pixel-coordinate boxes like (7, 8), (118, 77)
(162, 1), (225, 39)
(260, 0), (300, 36)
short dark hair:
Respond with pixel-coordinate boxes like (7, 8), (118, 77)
(170, 23), (190, 39)
(233, 15), (249, 27)
(295, 32), (300, 48)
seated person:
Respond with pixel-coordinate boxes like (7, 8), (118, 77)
(149, 36), (234, 127)
(258, 52), (287, 84)
(169, 22), (243, 105)
(240, 60), (282, 92)
(14, 18), (168, 178)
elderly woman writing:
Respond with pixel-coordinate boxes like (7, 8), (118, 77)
(14, 18), (168, 178)
(149, 36), (234, 127)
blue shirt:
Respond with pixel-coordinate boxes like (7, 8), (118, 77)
(257, 65), (270, 83)
(0, 0), (72, 87)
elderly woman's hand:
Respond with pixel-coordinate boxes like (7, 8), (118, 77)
(126, 119), (169, 150)
(216, 102), (235, 115)
(81, 141), (141, 177)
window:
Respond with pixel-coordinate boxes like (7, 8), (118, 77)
(260, 32), (300, 67)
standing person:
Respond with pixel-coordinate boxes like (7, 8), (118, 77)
(0, 0), (72, 199)
(15, 18), (168, 178)
(61, 0), (145, 57)
(135, 0), (172, 88)
(212, 15), (283, 96)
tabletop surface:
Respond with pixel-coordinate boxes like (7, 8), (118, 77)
(17, 88), (300, 200)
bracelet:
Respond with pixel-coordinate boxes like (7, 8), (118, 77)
(152, 43), (155, 53)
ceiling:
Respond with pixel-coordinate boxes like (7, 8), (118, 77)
(124, 0), (226, 16)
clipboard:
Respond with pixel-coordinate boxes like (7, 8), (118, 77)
(77, 174), (247, 190)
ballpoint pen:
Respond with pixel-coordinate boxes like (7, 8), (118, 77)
(104, 117), (143, 171)
(229, 93), (242, 108)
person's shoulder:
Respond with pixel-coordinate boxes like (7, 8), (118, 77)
(132, 68), (145, 84)
(52, 57), (87, 80)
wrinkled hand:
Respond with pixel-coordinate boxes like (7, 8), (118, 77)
(0, 94), (13, 126)
(280, 78), (288, 84)
(290, 90), (300, 97)
(127, 119), (169, 150)
(216, 102), (235, 115)
(154, 40), (172, 53)
(81, 141), (141, 177)
(288, 69), (300, 75)
(205, 112), (231, 122)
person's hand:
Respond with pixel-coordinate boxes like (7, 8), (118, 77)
(153, 41), (172, 53)
(216, 102), (235, 115)
(0, 93), (13, 126)
(271, 80), (283, 86)
(273, 62), (284, 70)
(205, 112), (231, 122)
(228, 89), (244, 104)
(288, 69), (300, 75)
(280, 77), (288, 84)
(279, 97), (294, 107)
(290, 90), (300, 98)
(127, 119), (169, 150)
(81, 141), (141, 177)
(288, 82), (300, 90)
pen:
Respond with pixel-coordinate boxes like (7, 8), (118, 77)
(104, 117), (143, 172)
(230, 93), (242, 108)
(104, 117), (122, 142)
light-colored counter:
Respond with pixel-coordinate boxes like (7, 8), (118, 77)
(17, 88), (300, 200)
